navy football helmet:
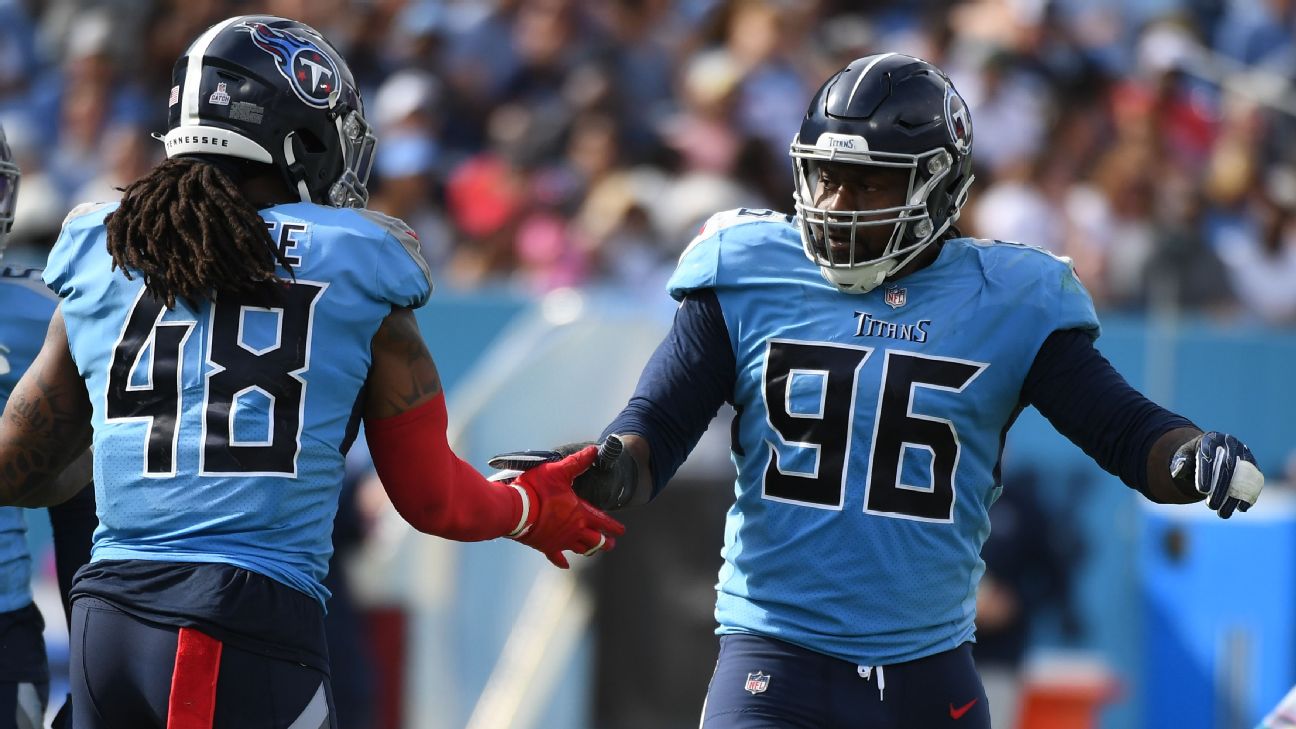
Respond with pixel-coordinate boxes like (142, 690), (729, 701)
(164, 16), (375, 207)
(791, 53), (975, 293)
(0, 123), (17, 255)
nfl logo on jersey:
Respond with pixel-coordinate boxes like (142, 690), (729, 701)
(884, 285), (907, 309)
(744, 671), (770, 695)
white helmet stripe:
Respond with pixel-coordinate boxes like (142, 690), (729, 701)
(163, 126), (272, 163)
(846, 52), (897, 107)
(181, 15), (244, 126)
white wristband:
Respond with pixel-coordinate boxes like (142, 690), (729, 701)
(506, 482), (531, 538)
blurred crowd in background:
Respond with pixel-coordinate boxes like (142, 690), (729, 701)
(2, 0), (1296, 323)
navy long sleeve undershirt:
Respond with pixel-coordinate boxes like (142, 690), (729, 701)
(604, 289), (1195, 497)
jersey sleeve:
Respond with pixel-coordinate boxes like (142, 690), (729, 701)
(667, 208), (790, 300)
(667, 221), (722, 300)
(43, 202), (116, 299)
(1048, 257), (1101, 340)
(355, 209), (434, 309)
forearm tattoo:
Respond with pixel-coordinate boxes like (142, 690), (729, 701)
(371, 309), (443, 419)
(0, 368), (92, 505)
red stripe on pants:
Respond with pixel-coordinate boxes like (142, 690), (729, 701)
(167, 627), (222, 729)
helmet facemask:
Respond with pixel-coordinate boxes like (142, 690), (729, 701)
(274, 98), (375, 207)
(0, 147), (16, 256)
(328, 108), (376, 207)
(791, 135), (959, 294)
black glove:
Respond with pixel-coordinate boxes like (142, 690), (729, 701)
(1170, 431), (1264, 519)
(51, 694), (72, 729)
(489, 435), (639, 511)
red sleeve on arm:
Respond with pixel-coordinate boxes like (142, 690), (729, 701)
(365, 393), (523, 541)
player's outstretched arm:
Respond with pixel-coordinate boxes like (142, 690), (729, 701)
(363, 308), (623, 565)
(1025, 330), (1263, 518)
(1150, 428), (1264, 518)
(0, 307), (92, 507)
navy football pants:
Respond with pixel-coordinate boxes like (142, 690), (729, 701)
(701, 635), (990, 729)
(70, 597), (337, 729)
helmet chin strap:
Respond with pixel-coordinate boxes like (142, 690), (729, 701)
(820, 221), (947, 294)
(282, 133), (313, 203)
(821, 261), (890, 293)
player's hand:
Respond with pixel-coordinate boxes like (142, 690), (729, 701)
(488, 442), (594, 479)
(1170, 431), (1264, 519)
(507, 446), (625, 568)
(490, 436), (638, 510)
(50, 694), (72, 729)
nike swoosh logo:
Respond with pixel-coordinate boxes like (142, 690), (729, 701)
(950, 698), (979, 719)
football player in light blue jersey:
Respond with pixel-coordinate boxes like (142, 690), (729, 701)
(0, 16), (621, 729)
(0, 122), (96, 729)
(492, 54), (1265, 728)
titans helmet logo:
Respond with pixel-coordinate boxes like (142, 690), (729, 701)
(242, 22), (339, 109)
(944, 86), (972, 155)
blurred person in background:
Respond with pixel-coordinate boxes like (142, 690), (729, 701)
(71, 122), (163, 204)
(1213, 0), (1296, 67)
(1216, 164), (1296, 325)
(711, 0), (813, 163)
(653, 50), (768, 246)
(0, 117), (68, 269)
(974, 466), (1084, 729)
(321, 445), (383, 729)
(588, 0), (678, 154)
(494, 52), (1266, 728)
(970, 152), (1067, 257)
(367, 69), (454, 270)
(0, 0), (42, 114)
(0, 15), (621, 728)
(575, 168), (677, 298)
(45, 9), (151, 201)
(0, 122), (96, 729)
(442, 107), (532, 287)
(954, 49), (1053, 181)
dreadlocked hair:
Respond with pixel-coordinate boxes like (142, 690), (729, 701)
(106, 157), (294, 309)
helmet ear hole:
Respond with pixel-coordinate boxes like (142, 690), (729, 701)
(296, 129), (327, 154)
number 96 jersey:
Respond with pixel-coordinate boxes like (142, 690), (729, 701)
(669, 209), (1099, 666)
(43, 202), (432, 607)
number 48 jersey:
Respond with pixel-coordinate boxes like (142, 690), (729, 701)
(44, 202), (432, 607)
(668, 209), (1099, 666)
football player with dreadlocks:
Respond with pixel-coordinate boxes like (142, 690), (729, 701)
(491, 54), (1264, 728)
(0, 16), (621, 729)
(0, 124), (96, 729)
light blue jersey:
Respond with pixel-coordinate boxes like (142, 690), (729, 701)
(44, 202), (432, 607)
(0, 265), (58, 613)
(668, 209), (1099, 666)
